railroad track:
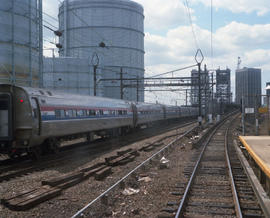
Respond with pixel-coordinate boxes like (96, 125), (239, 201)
(0, 120), (196, 182)
(1, 121), (198, 211)
(161, 115), (265, 217)
(62, 123), (198, 218)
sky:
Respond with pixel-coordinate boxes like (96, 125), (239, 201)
(43, 0), (270, 105)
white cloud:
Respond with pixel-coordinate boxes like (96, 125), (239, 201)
(43, 0), (60, 19)
(144, 21), (270, 66)
(135, 0), (191, 30)
(195, 0), (270, 16)
(216, 22), (270, 49)
(143, 21), (270, 102)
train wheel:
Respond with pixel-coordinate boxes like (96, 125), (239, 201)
(28, 146), (42, 160)
(8, 149), (22, 160)
(86, 132), (94, 142)
(48, 138), (60, 154)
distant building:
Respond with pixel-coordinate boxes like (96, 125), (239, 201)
(266, 82), (270, 96)
(190, 69), (210, 114)
(235, 67), (261, 107)
(263, 97), (267, 106)
(216, 68), (231, 104)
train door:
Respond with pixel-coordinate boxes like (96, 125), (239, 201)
(178, 107), (181, 118)
(162, 106), (166, 119)
(31, 97), (41, 136)
(131, 103), (138, 127)
(0, 93), (12, 141)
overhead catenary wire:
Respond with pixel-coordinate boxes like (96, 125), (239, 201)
(211, 0), (213, 68)
(183, 0), (199, 50)
(150, 64), (198, 78)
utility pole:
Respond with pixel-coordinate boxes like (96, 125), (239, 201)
(242, 96), (245, 135)
(136, 76), (139, 102)
(186, 89), (188, 106)
(91, 53), (99, 96)
(267, 95), (270, 135)
(211, 73), (214, 114)
(255, 95), (258, 135)
(195, 49), (204, 126)
(204, 64), (207, 119)
(198, 63), (202, 125)
(38, 0), (43, 87)
(120, 67), (123, 99)
(94, 65), (97, 96)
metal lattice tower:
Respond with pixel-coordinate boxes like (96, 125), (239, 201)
(216, 68), (231, 104)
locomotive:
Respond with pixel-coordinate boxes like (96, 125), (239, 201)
(0, 84), (198, 158)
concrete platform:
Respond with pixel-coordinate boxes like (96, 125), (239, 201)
(239, 136), (270, 179)
(234, 139), (270, 217)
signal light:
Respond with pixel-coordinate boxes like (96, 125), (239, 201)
(20, 99), (24, 103)
(56, 43), (63, 49)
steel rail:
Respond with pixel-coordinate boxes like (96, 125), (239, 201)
(225, 118), (243, 218)
(175, 112), (237, 218)
(0, 120), (196, 178)
(71, 124), (197, 218)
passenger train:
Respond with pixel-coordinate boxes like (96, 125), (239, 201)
(0, 84), (198, 158)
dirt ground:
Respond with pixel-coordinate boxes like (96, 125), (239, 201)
(0, 122), (198, 218)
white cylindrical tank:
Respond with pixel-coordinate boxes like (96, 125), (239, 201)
(0, 0), (40, 87)
(43, 57), (104, 96)
(59, 0), (144, 101)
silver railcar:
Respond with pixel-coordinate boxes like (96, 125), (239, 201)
(0, 84), (198, 157)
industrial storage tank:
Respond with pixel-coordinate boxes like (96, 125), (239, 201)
(43, 57), (104, 96)
(0, 0), (42, 87)
(58, 0), (144, 101)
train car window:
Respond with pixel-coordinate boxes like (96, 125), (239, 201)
(123, 110), (127, 115)
(77, 110), (83, 117)
(99, 110), (104, 115)
(55, 110), (65, 118)
(55, 110), (61, 118)
(67, 110), (73, 117)
(89, 110), (96, 116)
(82, 110), (87, 116)
(33, 109), (38, 118)
(72, 110), (77, 117)
(30, 99), (38, 119)
(118, 110), (122, 115)
(60, 110), (65, 118)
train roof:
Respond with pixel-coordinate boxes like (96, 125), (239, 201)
(0, 84), (195, 110)
(0, 84), (164, 109)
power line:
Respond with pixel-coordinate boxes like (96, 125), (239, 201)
(150, 64), (197, 78)
(211, 0), (213, 68)
(183, 0), (199, 50)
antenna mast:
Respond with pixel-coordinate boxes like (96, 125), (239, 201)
(237, 57), (241, 70)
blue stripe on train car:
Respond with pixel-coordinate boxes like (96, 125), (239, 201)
(41, 114), (133, 121)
